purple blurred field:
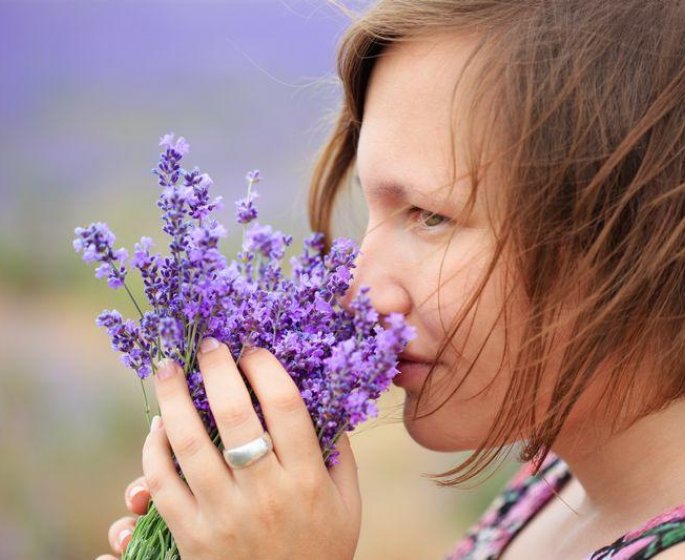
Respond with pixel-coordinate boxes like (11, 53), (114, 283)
(0, 0), (350, 283)
(0, 2), (513, 559)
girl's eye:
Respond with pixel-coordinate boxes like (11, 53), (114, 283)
(408, 206), (453, 230)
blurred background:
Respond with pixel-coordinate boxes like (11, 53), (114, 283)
(0, 1), (520, 558)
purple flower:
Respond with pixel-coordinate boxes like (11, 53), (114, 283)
(96, 310), (152, 379)
(159, 132), (189, 157)
(188, 220), (227, 267)
(184, 169), (223, 220)
(242, 222), (293, 261)
(73, 223), (128, 289)
(235, 192), (260, 224)
(246, 169), (261, 184)
(234, 169), (262, 224)
(75, 134), (417, 474)
(235, 169), (262, 224)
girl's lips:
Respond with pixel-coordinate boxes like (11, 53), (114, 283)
(392, 360), (433, 388)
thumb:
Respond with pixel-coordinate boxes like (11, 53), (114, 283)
(328, 432), (361, 519)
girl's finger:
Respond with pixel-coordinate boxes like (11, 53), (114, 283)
(237, 346), (323, 474)
(125, 475), (150, 515)
(196, 339), (280, 485)
(152, 359), (230, 502)
(107, 515), (137, 555)
(142, 415), (198, 534)
(328, 432), (362, 520)
(95, 555), (119, 560)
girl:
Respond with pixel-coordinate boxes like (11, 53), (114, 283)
(97, 1), (685, 558)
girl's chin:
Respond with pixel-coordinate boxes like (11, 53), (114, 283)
(400, 403), (472, 452)
(403, 401), (448, 451)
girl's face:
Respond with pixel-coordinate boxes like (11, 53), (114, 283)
(349, 31), (531, 452)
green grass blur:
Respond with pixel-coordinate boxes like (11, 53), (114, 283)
(0, 206), (519, 559)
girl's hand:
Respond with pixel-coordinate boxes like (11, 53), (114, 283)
(96, 476), (151, 559)
(142, 338), (362, 560)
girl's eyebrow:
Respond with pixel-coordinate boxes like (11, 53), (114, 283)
(356, 167), (468, 206)
(354, 171), (409, 201)
(357, 171), (476, 217)
(369, 182), (409, 201)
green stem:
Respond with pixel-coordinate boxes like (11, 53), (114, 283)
(183, 320), (198, 371)
(148, 352), (162, 418)
(188, 325), (206, 374)
(109, 260), (144, 320)
(140, 377), (152, 428)
(113, 272), (155, 426)
(123, 281), (145, 319)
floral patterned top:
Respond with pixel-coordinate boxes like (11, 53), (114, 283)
(447, 451), (685, 559)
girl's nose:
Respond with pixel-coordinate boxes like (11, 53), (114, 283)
(338, 243), (411, 320)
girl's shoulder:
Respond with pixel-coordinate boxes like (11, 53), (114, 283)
(446, 452), (685, 559)
(590, 502), (685, 559)
(446, 451), (569, 559)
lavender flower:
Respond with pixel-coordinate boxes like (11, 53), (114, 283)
(73, 223), (128, 289)
(186, 170), (223, 220)
(235, 169), (261, 224)
(96, 310), (152, 378)
(74, 134), (416, 560)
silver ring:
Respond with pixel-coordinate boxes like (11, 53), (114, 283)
(222, 432), (273, 470)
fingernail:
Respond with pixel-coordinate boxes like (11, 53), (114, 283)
(241, 344), (258, 357)
(150, 415), (163, 432)
(154, 358), (176, 380)
(199, 337), (220, 353)
(129, 484), (147, 501)
(117, 528), (133, 549)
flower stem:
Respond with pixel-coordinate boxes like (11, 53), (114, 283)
(183, 320), (198, 372)
(129, 273), (164, 418)
(140, 377), (152, 428)
(111, 263), (144, 320)
(123, 281), (145, 319)
(110, 273), (156, 426)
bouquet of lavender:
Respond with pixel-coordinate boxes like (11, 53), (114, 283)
(73, 133), (415, 560)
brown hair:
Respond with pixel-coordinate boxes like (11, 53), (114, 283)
(309, 0), (685, 486)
